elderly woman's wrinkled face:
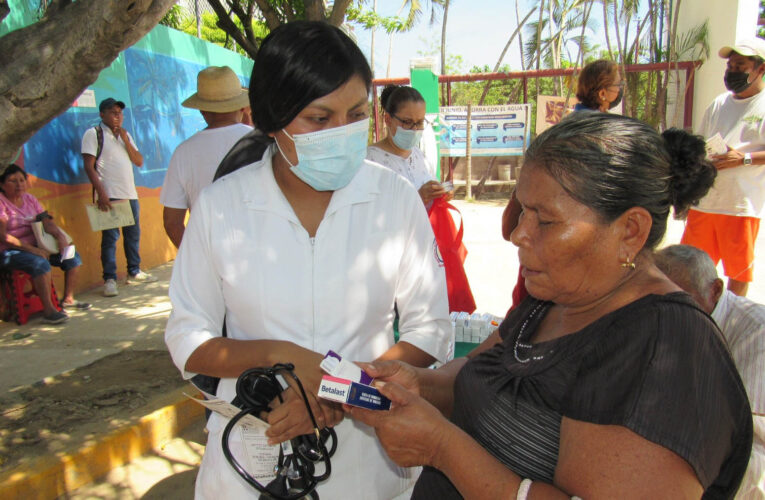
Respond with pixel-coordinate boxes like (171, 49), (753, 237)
(511, 164), (622, 306)
(1, 172), (27, 198)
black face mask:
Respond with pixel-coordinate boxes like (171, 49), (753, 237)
(609, 87), (624, 109)
(724, 70), (754, 94)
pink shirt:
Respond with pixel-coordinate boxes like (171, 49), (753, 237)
(0, 192), (45, 251)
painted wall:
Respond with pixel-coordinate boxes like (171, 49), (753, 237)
(678, 0), (759, 131)
(2, 3), (253, 292)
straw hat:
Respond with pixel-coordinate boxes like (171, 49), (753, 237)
(182, 66), (250, 113)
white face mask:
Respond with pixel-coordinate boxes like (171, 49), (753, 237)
(392, 127), (423, 150)
(276, 118), (369, 191)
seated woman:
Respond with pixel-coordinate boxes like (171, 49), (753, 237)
(164, 21), (451, 499)
(367, 85), (448, 207)
(0, 164), (90, 324)
(349, 113), (753, 499)
(575, 58), (625, 112)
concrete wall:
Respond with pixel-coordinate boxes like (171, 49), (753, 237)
(678, 0), (760, 131)
(1, 3), (253, 292)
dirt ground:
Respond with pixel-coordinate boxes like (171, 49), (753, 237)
(0, 350), (186, 472)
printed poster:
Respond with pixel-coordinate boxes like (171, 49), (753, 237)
(438, 104), (532, 157)
(536, 95), (579, 135)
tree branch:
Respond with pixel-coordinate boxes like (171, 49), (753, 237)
(0, 0), (177, 167)
(303, 0), (325, 22)
(328, 0), (353, 26)
(252, 0), (283, 30)
(207, 0), (259, 58)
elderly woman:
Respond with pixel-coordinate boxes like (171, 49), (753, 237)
(0, 164), (90, 324)
(575, 59), (624, 112)
(164, 21), (450, 499)
(350, 113), (753, 499)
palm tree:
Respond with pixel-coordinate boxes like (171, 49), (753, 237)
(385, 0), (445, 77)
(441, 0), (450, 75)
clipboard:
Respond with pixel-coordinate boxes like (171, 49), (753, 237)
(85, 200), (135, 231)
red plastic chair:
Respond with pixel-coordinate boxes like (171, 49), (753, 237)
(0, 270), (61, 325)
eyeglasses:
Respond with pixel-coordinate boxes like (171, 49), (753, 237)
(391, 114), (430, 130)
(608, 81), (626, 90)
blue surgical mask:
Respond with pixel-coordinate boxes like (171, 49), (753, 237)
(276, 119), (369, 191)
(392, 127), (423, 150)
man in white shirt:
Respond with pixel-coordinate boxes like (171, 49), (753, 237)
(681, 38), (765, 297)
(655, 244), (764, 498)
(82, 98), (156, 297)
(160, 66), (252, 248)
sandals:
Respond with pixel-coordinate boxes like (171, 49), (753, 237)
(61, 301), (92, 311)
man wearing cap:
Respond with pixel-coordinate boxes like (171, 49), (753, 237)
(682, 38), (765, 297)
(160, 66), (252, 248)
(82, 97), (156, 297)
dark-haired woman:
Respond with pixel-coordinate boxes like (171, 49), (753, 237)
(0, 165), (90, 324)
(575, 59), (624, 112)
(350, 113), (753, 499)
(367, 85), (447, 207)
(164, 21), (451, 499)
(502, 59), (625, 311)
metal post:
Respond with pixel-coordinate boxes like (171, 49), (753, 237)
(465, 103), (472, 200)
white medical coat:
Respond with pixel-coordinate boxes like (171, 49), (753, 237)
(165, 149), (452, 499)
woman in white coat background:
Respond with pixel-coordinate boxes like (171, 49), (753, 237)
(367, 85), (448, 208)
(164, 21), (451, 500)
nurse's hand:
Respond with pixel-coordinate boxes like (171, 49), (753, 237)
(419, 181), (447, 205)
(347, 381), (452, 468)
(265, 386), (344, 445)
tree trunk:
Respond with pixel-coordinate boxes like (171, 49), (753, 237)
(534, 0), (545, 97)
(0, 0), (176, 167)
(478, 7), (536, 105)
(516, 0), (526, 71)
(370, 0), (377, 78)
(441, 0), (450, 75)
(327, 0), (353, 26)
(602, 0), (613, 58)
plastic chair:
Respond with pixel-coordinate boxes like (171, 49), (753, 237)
(0, 270), (61, 325)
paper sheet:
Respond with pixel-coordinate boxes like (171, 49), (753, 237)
(85, 200), (135, 231)
(705, 133), (728, 157)
(185, 388), (280, 482)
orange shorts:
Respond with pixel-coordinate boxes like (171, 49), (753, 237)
(681, 210), (760, 282)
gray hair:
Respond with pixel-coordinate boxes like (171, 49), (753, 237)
(653, 244), (719, 296)
(523, 113), (716, 250)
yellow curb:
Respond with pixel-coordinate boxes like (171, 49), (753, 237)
(0, 386), (204, 500)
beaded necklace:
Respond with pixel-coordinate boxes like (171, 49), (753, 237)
(513, 301), (551, 363)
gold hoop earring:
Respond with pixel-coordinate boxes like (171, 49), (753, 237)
(621, 258), (636, 270)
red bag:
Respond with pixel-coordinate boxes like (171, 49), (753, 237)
(428, 198), (476, 313)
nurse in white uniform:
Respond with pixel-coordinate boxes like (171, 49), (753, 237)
(164, 21), (451, 500)
(367, 85), (448, 208)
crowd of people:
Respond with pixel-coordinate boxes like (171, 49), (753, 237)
(1, 19), (763, 499)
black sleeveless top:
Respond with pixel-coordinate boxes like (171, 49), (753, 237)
(412, 293), (753, 500)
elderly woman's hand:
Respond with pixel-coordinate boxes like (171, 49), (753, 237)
(348, 381), (452, 468)
(358, 359), (421, 395)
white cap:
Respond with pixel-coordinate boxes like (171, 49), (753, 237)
(718, 38), (765, 59)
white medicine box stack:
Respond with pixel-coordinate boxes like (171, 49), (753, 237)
(451, 311), (502, 344)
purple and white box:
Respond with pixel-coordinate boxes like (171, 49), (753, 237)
(317, 351), (391, 411)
